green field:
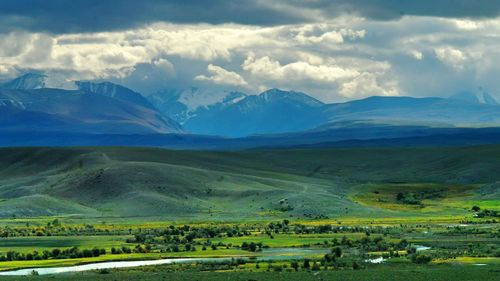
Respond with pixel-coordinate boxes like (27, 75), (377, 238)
(0, 146), (498, 280)
(1, 146), (499, 220)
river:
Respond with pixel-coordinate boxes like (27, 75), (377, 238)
(0, 248), (327, 276)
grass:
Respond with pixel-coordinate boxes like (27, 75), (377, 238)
(350, 183), (490, 213)
(0, 264), (499, 281)
(1, 145), (499, 220)
(0, 236), (132, 254)
(0, 146), (499, 279)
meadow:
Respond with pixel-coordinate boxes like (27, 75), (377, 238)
(0, 146), (498, 279)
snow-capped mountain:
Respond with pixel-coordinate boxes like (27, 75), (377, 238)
(147, 88), (247, 124)
(449, 91), (499, 105)
(149, 87), (500, 137)
(2, 73), (500, 138)
(1, 73), (78, 90)
(147, 88), (329, 137)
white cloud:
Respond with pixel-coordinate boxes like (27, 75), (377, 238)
(409, 50), (424, 60)
(1, 16), (500, 102)
(435, 47), (467, 70)
(153, 58), (175, 74)
(340, 73), (400, 98)
(242, 54), (359, 83)
(195, 64), (247, 86)
(452, 19), (480, 31)
(0, 64), (9, 75)
(292, 25), (366, 46)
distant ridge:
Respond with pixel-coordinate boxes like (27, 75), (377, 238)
(0, 74), (182, 134)
(2, 73), (500, 139)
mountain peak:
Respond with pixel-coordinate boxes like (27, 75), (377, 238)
(259, 88), (324, 107)
(75, 81), (155, 109)
(1, 73), (47, 90)
(148, 88), (249, 124)
(449, 91), (499, 105)
(1, 73), (79, 90)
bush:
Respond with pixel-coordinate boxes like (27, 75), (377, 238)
(311, 262), (320, 271)
(353, 261), (360, 270)
(98, 268), (111, 274)
(332, 247), (342, 258)
(411, 254), (432, 264)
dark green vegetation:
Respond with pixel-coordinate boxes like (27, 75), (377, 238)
(1, 264), (499, 281)
(0, 145), (499, 219)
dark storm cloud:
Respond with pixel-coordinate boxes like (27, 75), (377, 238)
(296, 0), (500, 20)
(0, 0), (499, 33)
(0, 0), (308, 33)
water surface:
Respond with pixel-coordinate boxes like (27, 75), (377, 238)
(0, 247), (327, 276)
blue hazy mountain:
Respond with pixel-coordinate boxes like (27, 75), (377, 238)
(320, 95), (500, 129)
(75, 81), (157, 110)
(150, 88), (500, 137)
(0, 73), (50, 90)
(448, 90), (499, 105)
(182, 88), (326, 137)
(2, 73), (500, 139)
(0, 74), (182, 134)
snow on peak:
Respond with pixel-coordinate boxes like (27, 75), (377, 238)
(449, 91), (499, 105)
(1, 73), (77, 90)
(177, 88), (248, 112)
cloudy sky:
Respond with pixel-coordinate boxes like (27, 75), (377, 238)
(0, 0), (499, 102)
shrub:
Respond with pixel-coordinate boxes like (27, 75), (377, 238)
(411, 254), (432, 264)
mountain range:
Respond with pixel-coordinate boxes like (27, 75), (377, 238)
(148, 85), (500, 137)
(1, 73), (500, 146)
(0, 73), (181, 134)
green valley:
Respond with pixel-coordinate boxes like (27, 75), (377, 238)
(0, 146), (498, 280)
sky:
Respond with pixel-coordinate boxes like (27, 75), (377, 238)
(0, 0), (499, 102)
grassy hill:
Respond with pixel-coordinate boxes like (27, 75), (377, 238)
(0, 146), (499, 220)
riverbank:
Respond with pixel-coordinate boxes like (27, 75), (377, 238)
(1, 263), (499, 281)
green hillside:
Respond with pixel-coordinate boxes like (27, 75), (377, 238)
(0, 146), (499, 220)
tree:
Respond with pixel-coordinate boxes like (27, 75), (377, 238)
(51, 248), (61, 258)
(92, 248), (101, 257)
(52, 219), (61, 227)
(82, 249), (93, 258)
(291, 260), (299, 271)
(353, 261), (360, 270)
(471, 206), (481, 212)
(171, 245), (180, 252)
(324, 253), (335, 263)
(303, 259), (310, 269)
(411, 254), (432, 264)
(311, 262), (320, 271)
(249, 242), (257, 252)
(121, 246), (132, 254)
(396, 192), (405, 201)
(332, 247), (342, 258)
